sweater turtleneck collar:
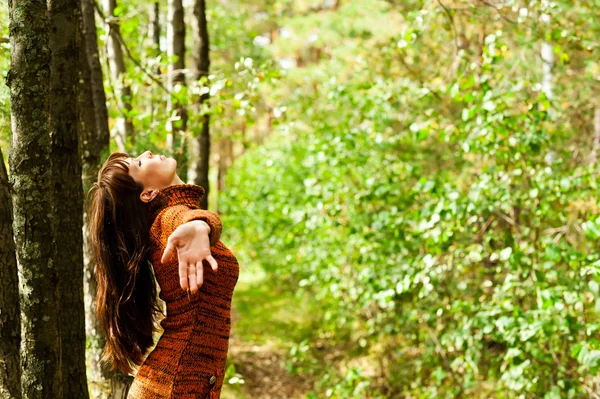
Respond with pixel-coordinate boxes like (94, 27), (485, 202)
(148, 183), (206, 217)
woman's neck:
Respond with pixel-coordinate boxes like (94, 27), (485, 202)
(169, 174), (185, 186)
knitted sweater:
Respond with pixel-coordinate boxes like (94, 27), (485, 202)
(127, 184), (239, 399)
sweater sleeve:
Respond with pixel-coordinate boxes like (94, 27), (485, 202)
(151, 205), (222, 248)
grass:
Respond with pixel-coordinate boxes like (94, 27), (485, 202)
(221, 262), (321, 398)
(232, 267), (318, 345)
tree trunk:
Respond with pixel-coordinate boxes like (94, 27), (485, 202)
(216, 136), (233, 213)
(217, 137), (226, 192)
(148, 1), (160, 57)
(540, 14), (553, 101)
(77, 0), (112, 396)
(81, 0), (110, 148)
(240, 118), (247, 156)
(541, 40), (553, 100)
(147, 1), (161, 122)
(49, 0), (90, 396)
(192, 0), (211, 210)
(167, 0), (188, 181)
(104, 0), (135, 151)
(7, 0), (61, 396)
(187, 138), (200, 184)
(592, 107), (600, 165)
(217, 136), (233, 191)
(0, 149), (21, 399)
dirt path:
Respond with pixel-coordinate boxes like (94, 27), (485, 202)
(221, 302), (314, 398)
(225, 336), (313, 399)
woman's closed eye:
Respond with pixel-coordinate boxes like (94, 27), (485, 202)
(138, 160), (142, 167)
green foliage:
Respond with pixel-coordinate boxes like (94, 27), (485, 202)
(3, 0), (600, 395)
(221, 0), (600, 397)
(0, 2), (11, 157)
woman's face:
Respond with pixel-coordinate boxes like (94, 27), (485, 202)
(126, 150), (179, 202)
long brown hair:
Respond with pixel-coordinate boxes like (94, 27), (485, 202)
(87, 152), (165, 375)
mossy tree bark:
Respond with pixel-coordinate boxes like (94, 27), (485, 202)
(146, 1), (161, 122)
(81, 0), (110, 147)
(149, 1), (160, 55)
(167, 0), (188, 181)
(192, 0), (211, 210)
(0, 149), (21, 398)
(48, 0), (90, 396)
(7, 0), (61, 396)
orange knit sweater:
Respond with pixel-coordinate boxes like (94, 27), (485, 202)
(127, 184), (239, 399)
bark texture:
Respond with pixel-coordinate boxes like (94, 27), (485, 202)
(147, 1), (161, 122)
(81, 0), (110, 147)
(7, 0), (61, 396)
(148, 1), (160, 57)
(0, 149), (21, 398)
(167, 0), (188, 181)
(192, 0), (211, 210)
(48, 0), (90, 395)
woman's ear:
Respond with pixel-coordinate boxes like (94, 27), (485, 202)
(140, 189), (159, 203)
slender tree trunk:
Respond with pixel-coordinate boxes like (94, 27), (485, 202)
(541, 40), (553, 100)
(104, 0), (134, 150)
(217, 137), (227, 192)
(78, 0), (112, 396)
(0, 149), (21, 399)
(81, 0), (110, 147)
(49, 0), (90, 395)
(592, 107), (600, 165)
(226, 136), (233, 175)
(240, 118), (247, 156)
(215, 136), (233, 213)
(192, 0), (211, 210)
(147, 1), (160, 123)
(187, 138), (200, 184)
(149, 1), (160, 57)
(167, 0), (188, 181)
(7, 1), (61, 396)
(540, 14), (553, 101)
(266, 106), (273, 140)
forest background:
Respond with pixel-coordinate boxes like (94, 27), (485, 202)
(1, 0), (600, 398)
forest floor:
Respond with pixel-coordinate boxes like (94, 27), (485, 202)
(221, 266), (317, 399)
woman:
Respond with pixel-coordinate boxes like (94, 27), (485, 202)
(88, 151), (239, 399)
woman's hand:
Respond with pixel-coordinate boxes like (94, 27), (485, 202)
(160, 220), (219, 295)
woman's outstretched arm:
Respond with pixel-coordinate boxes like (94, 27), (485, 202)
(151, 204), (222, 246)
(151, 205), (223, 294)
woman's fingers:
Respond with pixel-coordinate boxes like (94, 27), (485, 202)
(188, 262), (198, 294)
(195, 261), (204, 289)
(179, 260), (188, 291)
(175, 248), (218, 295)
(206, 254), (218, 271)
(162, 236), (178, 263)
